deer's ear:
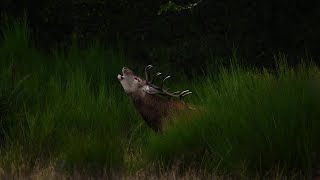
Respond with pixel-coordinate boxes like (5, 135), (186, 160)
(144, 86), (160, 94)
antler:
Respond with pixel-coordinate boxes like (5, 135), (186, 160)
(145, 65), (153, 81)
(144, 65), (192, 100)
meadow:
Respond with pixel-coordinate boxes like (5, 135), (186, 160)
(1, 20), (320, 179)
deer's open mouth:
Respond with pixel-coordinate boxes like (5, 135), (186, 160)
(118, 67), (130, 81)
(117, 74), (124, 80)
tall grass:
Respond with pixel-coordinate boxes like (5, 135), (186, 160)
(0, 19), (149, 174)
(1, 18), (320, 178)
(145, 59), (320, 178)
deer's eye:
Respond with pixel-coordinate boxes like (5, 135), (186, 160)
(134, 77), (141, 82)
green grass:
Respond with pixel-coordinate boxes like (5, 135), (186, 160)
(1, 19), (320, 179)
(145, 61), (320, 178)
(0, 19), (149, 174)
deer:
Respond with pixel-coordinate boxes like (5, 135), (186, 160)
(117, 65), (195, 132)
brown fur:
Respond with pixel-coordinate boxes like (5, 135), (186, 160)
(118, 66), (197, 132)
(128, 91), (192, 132)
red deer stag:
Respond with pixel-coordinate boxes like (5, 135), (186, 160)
(117, 65), (194, 132)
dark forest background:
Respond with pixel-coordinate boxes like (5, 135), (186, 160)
(1, 0), (320, 70)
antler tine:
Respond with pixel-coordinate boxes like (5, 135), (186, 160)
(180, 90), (190, 94)
(145, 65), (153, 81)
(182, 91), (192, 97)
(173, 91), (181, 95)
(151, 72), (162, 83)
(160, 75), (171, 89)
(179, 90), (192, 100)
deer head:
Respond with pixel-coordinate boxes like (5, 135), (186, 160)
(117, 65), (192, 99)
(117, 65), (193, 132)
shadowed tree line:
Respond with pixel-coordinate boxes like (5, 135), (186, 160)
(1, 0), (320, 70)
